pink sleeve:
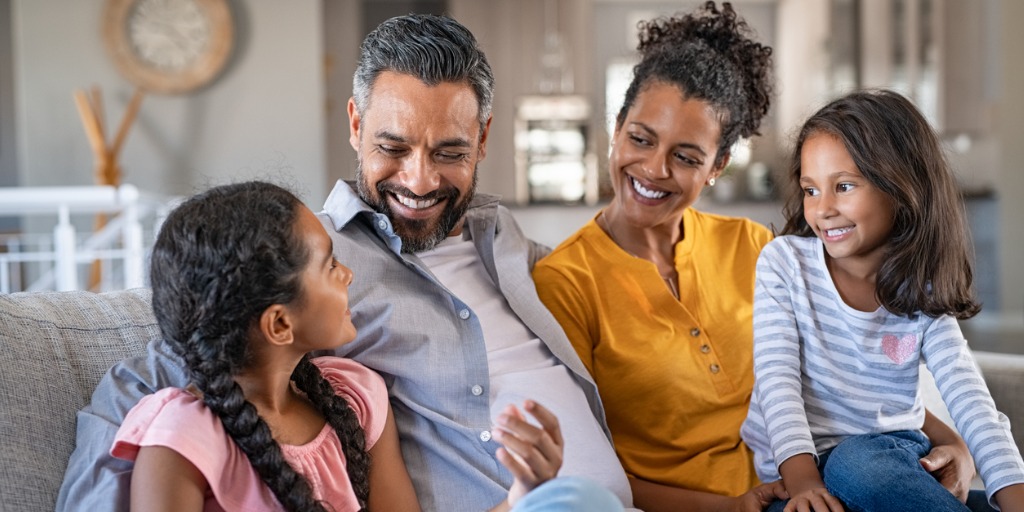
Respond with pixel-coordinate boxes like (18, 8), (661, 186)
(310, 356), (389, 448)
(110, 388), (282, 510)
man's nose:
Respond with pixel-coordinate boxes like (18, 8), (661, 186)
(399, 153), (441, 196)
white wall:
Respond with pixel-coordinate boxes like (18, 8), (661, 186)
(11, 0), (329, 208)
(997, 0), (1024, 326)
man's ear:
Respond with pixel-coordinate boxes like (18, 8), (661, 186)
(347, 97), (361, 151)
(477, 115), (492, 161)
(259, 304), (295, 347)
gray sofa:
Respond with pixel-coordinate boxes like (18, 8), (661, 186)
(1, 289), (1023, 511)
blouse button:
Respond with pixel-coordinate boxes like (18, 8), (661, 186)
(459, 309), (471, 320)
(710, 363), (720, 374)
(700, 344), (711, 354)
(471, 385), (484, 396)
(690, 327), (701, 337)
(479, 430), (492, 442)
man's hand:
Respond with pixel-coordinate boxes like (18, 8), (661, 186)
(493, 400), (564, 508)
(919, 442), (974, 502)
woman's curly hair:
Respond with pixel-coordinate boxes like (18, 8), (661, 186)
(149, 181), (371, 511)
(617, 1), (774, 167)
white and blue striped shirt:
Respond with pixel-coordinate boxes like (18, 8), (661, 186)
(740, 235), (1024, 502)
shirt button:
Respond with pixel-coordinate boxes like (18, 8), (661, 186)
(710, 363), (720, 374)
(700, 344), (711, 354)
(459, 309), (471, 320)
(690, 327), (701, 337)
(479, 430), (492, 442)
(377, 219), (387, 230)
(471, 385), (484, 396)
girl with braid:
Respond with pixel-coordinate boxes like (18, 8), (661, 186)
(110, 181), (419, 511)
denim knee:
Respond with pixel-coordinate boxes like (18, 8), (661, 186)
(823, 432), (969, 511)
(823, 432), (929, 497)
(511, 476), (625, 512)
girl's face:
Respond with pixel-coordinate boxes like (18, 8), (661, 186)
(290, 206), (357, 351)
(608, 81), (725, 230)
(800, 132), (895, 275)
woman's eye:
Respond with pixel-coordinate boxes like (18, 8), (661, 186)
(674, 153), (698, 166)
(628, 134), (649, 146)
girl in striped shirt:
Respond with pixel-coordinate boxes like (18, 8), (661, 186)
(741, 90), (1024, 512)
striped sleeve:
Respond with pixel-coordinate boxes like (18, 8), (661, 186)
(922, 318), (1024, 503)
(750, 239), (817, 469)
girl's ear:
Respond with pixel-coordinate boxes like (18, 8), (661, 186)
(259, 304), (295, 347)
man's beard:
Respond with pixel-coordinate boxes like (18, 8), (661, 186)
(357, 163), (478, 253)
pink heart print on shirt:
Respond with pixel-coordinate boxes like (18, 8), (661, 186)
(882, 334), (918, 364)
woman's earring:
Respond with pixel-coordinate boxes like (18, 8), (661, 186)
(708, 177), (716, 187)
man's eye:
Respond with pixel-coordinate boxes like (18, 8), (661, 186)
(436, 152), (467, 162)
(378, 145), (403, 155)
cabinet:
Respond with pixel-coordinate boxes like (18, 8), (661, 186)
(513, 95), (598, 205)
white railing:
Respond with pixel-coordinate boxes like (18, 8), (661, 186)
(0, 184), (175, 293)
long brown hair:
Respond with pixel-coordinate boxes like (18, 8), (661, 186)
(781, 89), (980, 319)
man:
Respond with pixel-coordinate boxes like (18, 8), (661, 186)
(57, 14), (633, 512)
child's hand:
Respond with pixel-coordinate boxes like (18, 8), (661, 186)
(492, 400), (564, 507)
(783, 487), (844, 512)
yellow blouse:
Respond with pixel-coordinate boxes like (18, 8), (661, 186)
(533, 207), (772, 496)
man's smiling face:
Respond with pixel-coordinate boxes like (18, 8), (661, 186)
(348, 71), (490, 253)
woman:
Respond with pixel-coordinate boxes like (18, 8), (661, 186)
(532, 2), (976, 511)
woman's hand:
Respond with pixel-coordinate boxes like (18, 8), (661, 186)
(731, 480), (788, 512)
(920, 409), (974, 502)
(493, 400), (564, 509)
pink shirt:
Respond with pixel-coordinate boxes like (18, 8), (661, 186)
(111, 357), (387, 511)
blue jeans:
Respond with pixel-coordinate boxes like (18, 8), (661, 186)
(512, 476), (625, 512)
(764, 431), (994, 512)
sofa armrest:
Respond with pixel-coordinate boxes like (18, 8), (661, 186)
(0, 289), (159, 511)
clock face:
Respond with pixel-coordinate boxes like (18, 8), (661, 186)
(128, 0), (211, 71)
(103, 0), (234, 94)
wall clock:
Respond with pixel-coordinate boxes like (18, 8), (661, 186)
(102, 0), (234, 94)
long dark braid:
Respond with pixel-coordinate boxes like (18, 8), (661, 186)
(292, 356), (371, 506)
(149, 181), (370, 511)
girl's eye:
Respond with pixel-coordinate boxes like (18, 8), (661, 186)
(837, 183), (855, 193)
(330, 258), (339, 270)
(803, 187), (819, 197)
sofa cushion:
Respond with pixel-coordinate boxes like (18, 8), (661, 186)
(0, 289), (159, 511)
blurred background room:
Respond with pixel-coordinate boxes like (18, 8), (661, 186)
(0, 0), (1020, 352)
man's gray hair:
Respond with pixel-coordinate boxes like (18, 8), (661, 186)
(353, 14), (495, 134)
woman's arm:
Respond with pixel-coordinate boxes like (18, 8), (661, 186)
(367, 405), (420, 511)
(130, 445), (206, 512)
(919, 408), (974, 502)
(630, 476), (787, 512)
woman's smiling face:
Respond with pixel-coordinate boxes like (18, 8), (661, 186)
(608, 81), (725, 230)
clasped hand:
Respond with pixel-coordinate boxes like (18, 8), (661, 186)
(492, 400), (564, 508)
